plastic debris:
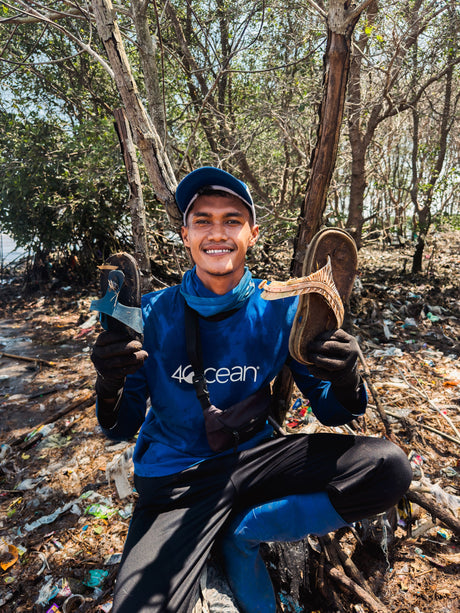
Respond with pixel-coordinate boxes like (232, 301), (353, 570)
(62, 594), (85, 612)
(16, 477), (45, 490)
(118, 503), (134, 520)
(372, 346), (403, 357)
(24, 423), (55, 442)
(106, 444), (135, 499)
(36, 577), (73, 605)
(85, 503), (118, 519)
(83, 569), (109, 588)
(0, 443), (12, 461)
(413, 478), (460, 517)
(278, 590), (303, 613)
(36, 577), (59, 606)
(440, 466), (458, 477)
(38, 433), (72, 449)
(24, 500), (81, 532)
(104, 553), (123, 566)
(0, 543), (19, 571)
(437, 528), (452, 541)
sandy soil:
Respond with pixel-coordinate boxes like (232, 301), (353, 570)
(0, 229), (459, 612)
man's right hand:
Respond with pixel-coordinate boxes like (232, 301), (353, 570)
(91, 330), (148, 398)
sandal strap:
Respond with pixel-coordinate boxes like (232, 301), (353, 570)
(259, 257), (344, 327)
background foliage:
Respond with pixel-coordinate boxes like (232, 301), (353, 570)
(0, 0), (458, 279)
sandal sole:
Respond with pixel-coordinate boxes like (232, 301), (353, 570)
(289, 228), (357, 364)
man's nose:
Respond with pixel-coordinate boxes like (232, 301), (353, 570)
(207, 222), (228, 240)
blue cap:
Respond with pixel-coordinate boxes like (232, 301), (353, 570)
(175, 167), (256, 224)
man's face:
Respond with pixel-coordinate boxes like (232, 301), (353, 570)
(181, 194), (259, 293)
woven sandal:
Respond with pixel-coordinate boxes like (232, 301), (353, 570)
(260, 228), (357, 365)
(90, 252), (143, 340)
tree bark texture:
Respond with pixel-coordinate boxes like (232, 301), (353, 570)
(131, 0), (168, 145)
(113, 107), (151, 279)
(91, 0), (180, 229)
(345, 1), (379, 246)
(291, 16), (358, 276)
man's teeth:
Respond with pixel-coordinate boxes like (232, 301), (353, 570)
(205, 248), (231, 254)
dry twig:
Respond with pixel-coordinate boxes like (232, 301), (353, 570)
(0, 351), (57, 367)
(394, 363), (460, 441)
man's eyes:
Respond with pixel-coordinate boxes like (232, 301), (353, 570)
(193, 218), (242, 225)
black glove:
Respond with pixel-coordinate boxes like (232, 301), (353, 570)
(306, 329), (363, 411)
(91, 330), (148, 399)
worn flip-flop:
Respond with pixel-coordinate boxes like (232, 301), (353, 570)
(90, 252), (143, 340)
(259, 228), (357, 365)
(289, 228), (357, 364)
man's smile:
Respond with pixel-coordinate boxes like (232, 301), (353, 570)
(203, 246), (234, 255)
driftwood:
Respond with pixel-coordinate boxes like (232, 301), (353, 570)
(322, 533), (373, 594)
(317, 549), (345, 611)
(320, 533), (390, 613)
(326, 564), (390, 613)
(406, 488), (460, 536)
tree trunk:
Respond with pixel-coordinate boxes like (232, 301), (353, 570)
(113, 107), (151, 281)
(131, 0), (168, 145)
(291, 21), (357, 276)
(347, 151), (367, 243)
(345, 0), (378, 247)
(279, 1), (362, 430)
(91, 0), (180, 229)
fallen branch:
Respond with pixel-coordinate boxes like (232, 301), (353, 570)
(43, 390), (95, 424)
(406, 488), (460, 536)
(0, 351), (57, 367)
(326, 564), (390, 613)
(328, 534), (374, 595)
(384, 409), (460, 447)
(316, 550), (345, 611)
(321, 534), (388, 612)
(10, 391), (95, 448)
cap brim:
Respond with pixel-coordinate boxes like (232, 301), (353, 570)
(176, 167), (255, 223)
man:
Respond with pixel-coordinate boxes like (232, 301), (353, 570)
(91, 167), (412, 613)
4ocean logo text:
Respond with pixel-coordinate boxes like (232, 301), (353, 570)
(171, 363), (260, 385)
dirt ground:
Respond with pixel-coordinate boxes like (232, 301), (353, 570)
(0, 229), (459, 612)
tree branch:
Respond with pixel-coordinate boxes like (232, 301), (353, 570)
(3, 0), (115, 78)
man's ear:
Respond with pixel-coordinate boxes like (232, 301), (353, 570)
(249, 224), (259, 247)
(181, 225), (189, 247)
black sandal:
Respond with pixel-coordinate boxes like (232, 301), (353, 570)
(90, 252), (143, 340)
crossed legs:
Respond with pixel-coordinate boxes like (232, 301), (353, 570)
(112, 434), (412, 612)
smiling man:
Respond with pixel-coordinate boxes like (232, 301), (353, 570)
(91, 167), (412, 613)
(181, 189), (259, 291)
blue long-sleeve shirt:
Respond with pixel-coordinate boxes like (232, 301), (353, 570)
(97, 281), (366, 477)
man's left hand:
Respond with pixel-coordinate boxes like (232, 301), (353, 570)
(306, 328), (360, 388)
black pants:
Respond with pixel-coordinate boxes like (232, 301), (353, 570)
(112, 434), (412, 613)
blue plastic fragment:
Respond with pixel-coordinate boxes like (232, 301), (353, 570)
(90, 269), (143, 335)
